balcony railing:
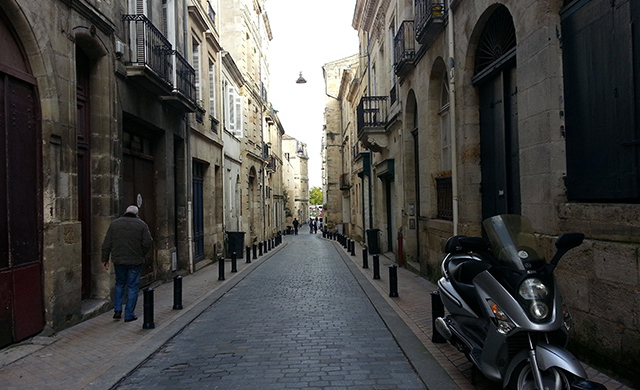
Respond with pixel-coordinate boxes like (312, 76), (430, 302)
(171, 50), (196, 104)
(436, 175), (453, 220)
(414, 0), (446, 45)
(123, 14), (172, 85)
(357, 96), (388, 138)
(394, 21), (416, 76)
(266, 155), (277, 171)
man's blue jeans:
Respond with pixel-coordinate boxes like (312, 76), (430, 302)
(114, 264), (142, 320)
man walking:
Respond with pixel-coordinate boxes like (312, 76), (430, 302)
(292, 218), (299, 235)
(102, 205), (153, 322)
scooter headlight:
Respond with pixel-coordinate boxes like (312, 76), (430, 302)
(519, 278), (551, 321)
(529, 302), (549, 320)
(518, 278), (549, 300)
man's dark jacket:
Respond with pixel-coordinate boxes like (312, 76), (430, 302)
(101, 213), (153, 266)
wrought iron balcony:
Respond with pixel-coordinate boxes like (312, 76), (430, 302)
(123, 14), (173, 93)
(266, 155), (277, 172)
(123, 15), (196, 112)
(165, 50), (197, 112)
(357, 96), (388, 136)
(394, 21), (416, 76)
(357, 96), (389, 151)
(414, 0), (446, 46)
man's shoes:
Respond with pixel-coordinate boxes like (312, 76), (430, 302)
(124, 316), (138, 322)
(113, 311), (122, 320)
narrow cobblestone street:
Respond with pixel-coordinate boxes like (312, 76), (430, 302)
(113, 232), (426, 389)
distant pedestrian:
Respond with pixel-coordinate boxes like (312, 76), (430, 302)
(292, 218), (299, 234)
(313, 218), (318, 234)
(102, 205), (153, 322)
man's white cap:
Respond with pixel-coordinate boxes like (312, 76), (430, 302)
(125, 205), (139, 215)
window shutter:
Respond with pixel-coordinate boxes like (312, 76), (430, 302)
(209, 62), (216, 116)
(226, 85), (236, 134)
(234, 92), (243, 138)
(562, 0), (639, 200)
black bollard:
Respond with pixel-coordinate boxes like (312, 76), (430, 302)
(431, 291), (447, 343)
(373, 255), (380, 279)
(362, 247), (369, 268)
(259, 242), (263, 256)
(246, 246), (251, 263)
(142, 288), (155, 329)
(264, 240), (268, 253)
(172, 275), (183, 310)
(218, 256), (225, 281)
(350, 240), (356, 256)
(253, 244), (257, 260)
(231, 252), (238, 272)
(389, 265), (399, 297)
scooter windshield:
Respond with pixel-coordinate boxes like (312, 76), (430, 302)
(482, 214), (546, 270)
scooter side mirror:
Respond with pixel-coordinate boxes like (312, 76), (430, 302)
(444, 236), (489, 254)
(555, 232), (585, 251)
(549, 232), (585, 271)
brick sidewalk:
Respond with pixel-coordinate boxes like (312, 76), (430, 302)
(331, 236), (633, 390)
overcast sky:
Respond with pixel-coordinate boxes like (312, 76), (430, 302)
(266, 0), (358, 189)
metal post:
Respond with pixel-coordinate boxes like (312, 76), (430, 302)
(218, 256), (225, 281)
(231, 252), (238, 273)
(253, 244), (257, 260)
(362, 248), (369, 268)
(246, 246), (251, 263)
(373, 255), (380, 279)
(259, 242), (263, 256)
(172, 275), (183, 310)
(389, 265), (398, 297)
(350, 240), (356, 256)
(142, 288), (155, 329)
(431, 291), (446, 343)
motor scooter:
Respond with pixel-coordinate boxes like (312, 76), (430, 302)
(434, 214), (606, 390)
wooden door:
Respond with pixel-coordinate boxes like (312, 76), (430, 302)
(0, 9), (43, 348)
(122, 130), (156, 286)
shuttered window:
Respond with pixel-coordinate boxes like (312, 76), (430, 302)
(225, 85), (243, 138)
(561, 0), (639, 201)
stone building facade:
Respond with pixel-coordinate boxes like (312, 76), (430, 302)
(282, 135), (309, 225)
(324, 0), (640, 385)
(218, 0), (284, 246)
(0, 0), (289, 352)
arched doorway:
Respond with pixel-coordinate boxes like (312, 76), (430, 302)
(472, 6), (520, 220)
(0, 7), (44, 348)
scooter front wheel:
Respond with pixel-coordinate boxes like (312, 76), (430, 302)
(507, 361), (576, 390)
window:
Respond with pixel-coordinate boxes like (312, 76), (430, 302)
(208, 60), (216, 117)
(225, 85), (243, 138)
(207, 1), (216, 25)
(192, 39), (201, 102)
(439, 71), (451, 171)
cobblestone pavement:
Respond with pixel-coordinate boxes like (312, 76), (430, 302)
(113, 233), (426, 390)
(0, 230), (633, 390)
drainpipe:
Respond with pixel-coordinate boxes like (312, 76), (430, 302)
(183, 0), (195, 272)
(447, 0), (459, 235)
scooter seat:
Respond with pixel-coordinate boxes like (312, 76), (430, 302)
(447, 258), (491, 316)
(448, 258), (491, 285)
